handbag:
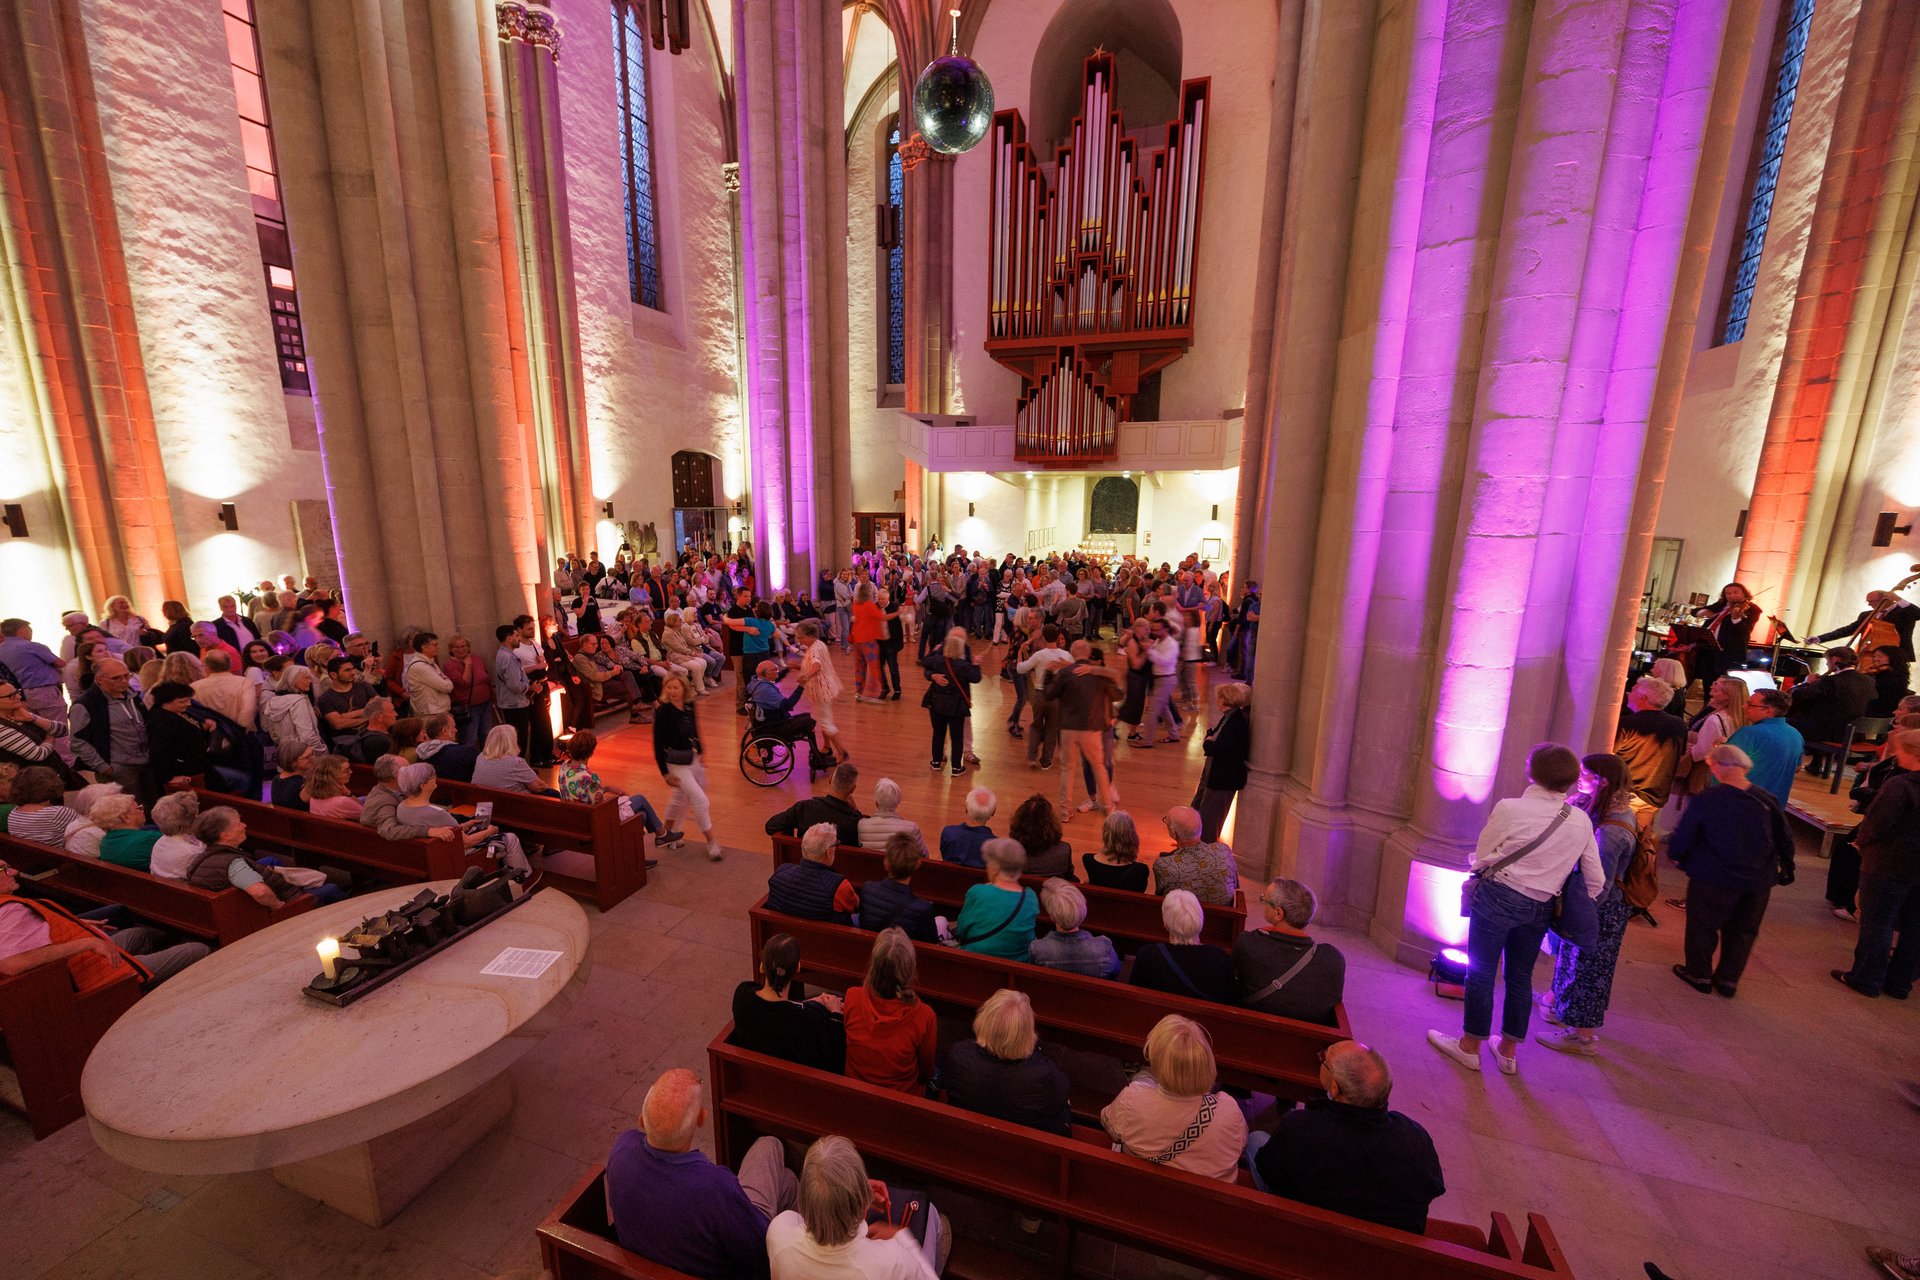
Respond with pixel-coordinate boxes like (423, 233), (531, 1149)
(1460, 804), (1574, 917)
(1549, 866), (1599, 950)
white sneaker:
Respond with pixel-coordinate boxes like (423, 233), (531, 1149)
(706, 845), (723, 862)
(1427, 1030), (1481, 1071)
(1834, 907), (1858, 922)
(1493, 1043), (1520, 1075)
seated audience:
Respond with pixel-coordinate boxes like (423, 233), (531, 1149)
(1081, 809), (1149, 891)
(471, 723), (549, 794)
(260, 664), (327, 762)
(557, 730), (667, 844)
(1234, 877), (1347, 1026)
(938, 988), (1071, 1135)
(857, 777), (928, 858)
(766, 761), (865, 847)
(349, 696), (398, 764)
(1151, 806), (1239, 906)
(88, 794), (161, 870)
(269, 744), (315, 810)
(183, 806), (345, 905)
(146, 791), (204, 879)
(415, 713), (480, 782)
(314, 655), (375, 753)
(767, 822), (861, 924)
(0, 856), (207, 986)
(767, 1136), (941, 1280)
(1028, 879), (1121, 978)
(0, 761), (14, 827)
(303, 754), (364, 821)
(388, 716), (426, 762)
(730, 932), (846, 1073)
(573, 631), (648, 724)
(1101, 1014), (1248, 1182)
(843, 928), (938, 1094)
(1130, 890), (1236, 1004)
(858, 833), (939, 942)
(952, 838), (1039, 961)
(1246, 1040), (1445, 1234)
(358, 754), (408, 840)
(0, 680), (84, 789)
(1788, 646), (1877, 748)
(6, 766), (82, 845)
(938, 787), (996, 868)
(1008, 793), (1074, 879)
(607, 1067), (796, 1280)
(388, 761), (533, 878)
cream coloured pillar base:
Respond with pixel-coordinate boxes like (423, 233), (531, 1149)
(1370, 828), (1475, 970)
(271, 1074), (513, 1227)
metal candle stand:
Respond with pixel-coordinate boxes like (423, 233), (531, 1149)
(303, 874), (535, 1008)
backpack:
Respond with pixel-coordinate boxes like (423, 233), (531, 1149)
(1604, 814), (1660, 910)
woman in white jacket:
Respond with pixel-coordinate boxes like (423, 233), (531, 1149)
(402, 632), (454, 716)
(259, 664), (328, 762)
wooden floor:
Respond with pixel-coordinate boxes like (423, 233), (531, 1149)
(574, 640), (1220, 856)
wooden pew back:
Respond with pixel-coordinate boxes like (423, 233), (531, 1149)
(538, 1167), (705, 1280)
(770, 834), (1243, 950)
(749, 900), (1342, 1099)
(345, 765), (647, 910)
(0, 946), (142, 1138)
(707, 1030), (1574, 1280)
(0, 833), (311, 944)
(190, 788), (468, 884)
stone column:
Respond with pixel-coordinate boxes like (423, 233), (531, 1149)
(257, 0), (542, 644)
(497, 0), (595, 565)
(0, 0), (184, 618)
(735, 0), (851, 591)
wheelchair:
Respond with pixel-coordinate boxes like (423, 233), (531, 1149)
(739, 712), (823, 787)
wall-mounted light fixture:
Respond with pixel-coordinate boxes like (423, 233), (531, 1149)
(601, 501), (615, 520)
(1733, 508), (1748, 539)
(968, 502), (976, 517)
(1874, 512), (1913, 547)
(2, 504), (26, 538)
(1210, 504), (1219, 522)
(217, 502), (239, 532)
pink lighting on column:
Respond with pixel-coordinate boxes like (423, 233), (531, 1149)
(1406, 861), (1470, 949)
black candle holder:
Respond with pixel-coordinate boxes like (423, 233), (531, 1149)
(303, 870), (535, 1007)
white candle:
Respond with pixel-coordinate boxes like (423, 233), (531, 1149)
(317, 937), (340, 981)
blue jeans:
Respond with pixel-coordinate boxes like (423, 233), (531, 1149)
(1848, 871), (1920, 997)
(1463, 879), (1555, 1040)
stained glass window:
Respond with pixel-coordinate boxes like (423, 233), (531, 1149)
(613, 2), (663, 311)
(1721, 0), (1817, 345)
(886, 125), (906, 386)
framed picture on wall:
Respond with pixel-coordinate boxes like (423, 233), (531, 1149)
(1202, 538), (1223, 560)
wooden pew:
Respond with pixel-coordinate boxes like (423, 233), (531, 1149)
(538, 1167), (706, 1280)
(707, 1030), (1575, 1280)
(750, 899), (1345, 1101)
(189, 788), (470, 884)
(0, 834), (313, 945)
(771, 833), (1244, 951)
(0, 953), (142, 1138)
(345, 765), (649, 910)
(562, 634), (641, 719)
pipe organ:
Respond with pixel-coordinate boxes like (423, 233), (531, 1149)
(989, 53), (1210, 464)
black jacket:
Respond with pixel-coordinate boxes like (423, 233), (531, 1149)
(1254, 1099), (1445, 1235)
(1856, 770), (1920, 881)
(147, 706), (211, 782)
(1200, 706), (1250, 792)
(730, 983), (844, 1073)
(652, 701), (701, 776)
(857, 877), (938, 943)
(1129, 942), (1237, 1004)
(1669, 783), (1794, 891)
(1788, 669), (1876, 744)
(939, 1040), (1071, 1136)
(1814, 602), (1920, 662)
(765, 794), (865, 847)
(919, 652), (980, 718)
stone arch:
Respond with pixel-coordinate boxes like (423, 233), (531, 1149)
(1029, 0), (1182, 158)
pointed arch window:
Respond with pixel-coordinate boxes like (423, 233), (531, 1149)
(1719, 0), (1817, 345)
(613, 0), (663, 311)
(885, 122), (906, 387)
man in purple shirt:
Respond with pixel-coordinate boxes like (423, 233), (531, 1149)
(607, 1068), (795, 1279)
(0, 619), (70, 740)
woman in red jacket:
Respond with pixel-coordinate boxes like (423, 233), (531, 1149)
(441, 634), (495, 749)
(841, 927), (936, 1093)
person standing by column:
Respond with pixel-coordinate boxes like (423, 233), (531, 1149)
(1429, 745), (1602, 1076)
(1668, 745), (1795, 999)
(1832, 730), (1920, 999)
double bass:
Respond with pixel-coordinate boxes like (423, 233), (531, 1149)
(1848, 564), (1920, 655)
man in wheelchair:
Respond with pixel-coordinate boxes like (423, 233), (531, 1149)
(745, 660), (821, 763)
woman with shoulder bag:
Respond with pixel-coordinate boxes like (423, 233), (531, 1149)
(1429, 744), (1605, 1077)
(920, 627), (980, 777)
(1682, 677), (1748, 798)
(1536, 753), (1638, 1056)
(653, 674), (723, 863)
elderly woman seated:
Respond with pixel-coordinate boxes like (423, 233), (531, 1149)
(181, 806), (348, 905)
(658, 610), (712, 693)
(857, 777), (928, 858)
(471, 724), (549, 794)
(387, 761), (533, 879)
(1101, 1014), (1248, 1181)
(1128, 889), (1236, 1003)
(938, 988), (1072, 1136)
(951, 838), (1039, 961)
(730, 932), (846, 1073)
(5, 766), (82, 846)
(1027, 879), (1121, 978)
(843, 927), (938, 1094)
(571, 632), (648, 724)
(78, 794), (163, 870)
(147, 791), (204, 879)
(767, 1137), (944, 1279)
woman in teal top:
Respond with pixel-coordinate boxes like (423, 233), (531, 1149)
(91, 795), (162, 871)
(953, 838), (1039, 961)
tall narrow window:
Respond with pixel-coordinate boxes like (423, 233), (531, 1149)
(886, 124), (906, 387)
(225, 0), (309, 392)
(613, 1), (663, 311)
(1720, 0), (1817, 345)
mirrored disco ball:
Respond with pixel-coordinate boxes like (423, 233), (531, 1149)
(913, 55), (994, 155)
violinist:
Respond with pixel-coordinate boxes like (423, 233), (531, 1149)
(1812, 590), (1920, 664)
(1688, 583), (1761, 688)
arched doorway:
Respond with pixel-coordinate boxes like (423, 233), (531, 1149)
(670, 450), (729, 554)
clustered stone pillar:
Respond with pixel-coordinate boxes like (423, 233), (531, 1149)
(1237, 0), (1756, 965)
(496, 0), (596, 571)
(256, 0), (543, 646)
(0, 0), (184, 617)
(734, 0), (852, 592)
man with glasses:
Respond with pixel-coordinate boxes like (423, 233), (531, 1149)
(67, 659), (156, 806)
(1726, 687), (1803, 804)
(0, 858), (207, 986)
